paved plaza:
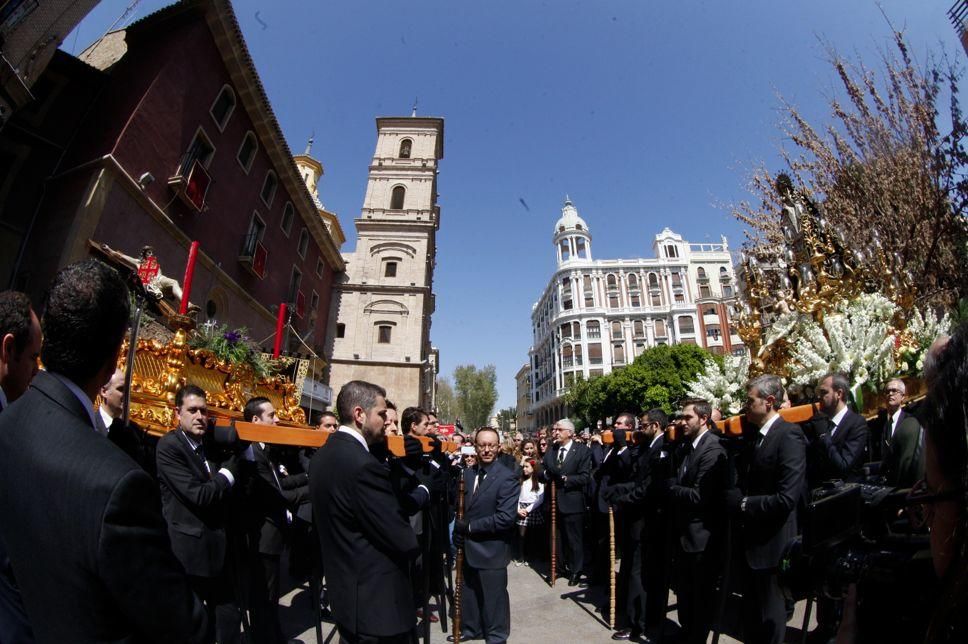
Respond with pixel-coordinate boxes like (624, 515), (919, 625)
(282, 559), (819, 644)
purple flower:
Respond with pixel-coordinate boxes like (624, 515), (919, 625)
(224, 331), (241, 344)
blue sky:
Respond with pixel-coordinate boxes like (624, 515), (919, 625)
(67, 1), (962, 410)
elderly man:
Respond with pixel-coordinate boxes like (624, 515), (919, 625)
(450, 427), (518, 643)
(876, 379), (924, 487)
(542, 418), (593, 586)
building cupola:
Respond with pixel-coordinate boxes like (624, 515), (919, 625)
(553, 195), (592, 265)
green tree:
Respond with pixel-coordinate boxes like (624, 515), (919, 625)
(453, 364), (498, 430)
(434, 378), (458, 423)
(496, 406), (517, 433)
(564, 344), (713, 427)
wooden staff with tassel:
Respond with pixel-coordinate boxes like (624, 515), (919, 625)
(549, 480), (557, 587)
(452, 467), (467, 644)
(608, 505), (616, 630)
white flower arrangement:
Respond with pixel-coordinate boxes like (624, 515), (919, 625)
(685, 353), (751, 415)
(897, 306), (952, 377)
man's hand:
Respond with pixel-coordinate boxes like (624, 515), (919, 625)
(403, 435), (424, 467)
(454, 519), (470, 535)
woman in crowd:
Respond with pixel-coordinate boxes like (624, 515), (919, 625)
(514, 458), (545, 565)
(521, 439), (538, 460)
(537, 436), (550, 459)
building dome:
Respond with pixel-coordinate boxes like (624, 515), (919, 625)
(553, 196), (589, 235)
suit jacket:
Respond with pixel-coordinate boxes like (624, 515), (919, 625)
(734, 419), (807, 570)
(542, 441), (593, 514)
(0, 371), (206, 643)
(613, 434), (673, 524)
(808, 408), (869, 486)
(156, 429), (234, 578)
(882, 415), (924, 488)
(250, 443), (308, 556)
(461, 460), (518, 570)
(310, 430), (420, 637)
(593, 445), (633, 513)
(669, 431), (728, 553)
(96, 411), (158, 479)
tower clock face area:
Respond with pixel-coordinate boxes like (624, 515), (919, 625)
(328, 117), (445, 410)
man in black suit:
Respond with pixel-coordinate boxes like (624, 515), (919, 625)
(0, 260), (207, 642)
(311, 380), (424, 644)
(542, 418), (593, 586)
(96, 367), (157, 477)
(157, 384), (246, 643)
(243, 396), (309, 643)
(876, 379), (924, 487)
(451, 427), (518, 643)
(606, 408), (673, 643)
(592, 413), (634, 586)
(669, 399), (728, 644)
(725, 374), (807, 644)
(0, 290), (41, 643)
(807, 372), (869, 486)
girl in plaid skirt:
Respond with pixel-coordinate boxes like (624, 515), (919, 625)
(514, 458), (545, 564)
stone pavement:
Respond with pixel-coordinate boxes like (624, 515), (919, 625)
(280, 559), (818, 644)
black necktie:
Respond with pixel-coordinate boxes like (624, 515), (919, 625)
(678, 445), (692, 481)
(474, 467), (486, 494)
(557, 447), (566, 467)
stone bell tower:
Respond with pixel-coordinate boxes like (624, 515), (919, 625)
(325, 115), (444, 410)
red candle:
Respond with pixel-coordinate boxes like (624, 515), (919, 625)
(272, 303), (287, 358)
(179, 241), (200, 315)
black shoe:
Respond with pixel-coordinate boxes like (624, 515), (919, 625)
(612, 629), (632, 640)
(568, 574), (581, 587)
(447, 634), (476, 642)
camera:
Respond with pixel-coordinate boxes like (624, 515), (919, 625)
(779, 481), (936, 642)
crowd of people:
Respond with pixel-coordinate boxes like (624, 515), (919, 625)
(0, 259), (966, 644)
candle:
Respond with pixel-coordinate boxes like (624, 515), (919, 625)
(272, 303), (288, 358)
(179, 241), (200, 315)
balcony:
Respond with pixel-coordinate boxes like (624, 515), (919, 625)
(238, 233), (267, 279)
(167, 160), (212, 212)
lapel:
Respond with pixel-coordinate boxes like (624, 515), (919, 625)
(175, 429), (211, 479)
(467, 463), (499, 511)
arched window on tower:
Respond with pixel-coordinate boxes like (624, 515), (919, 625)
(390, 186), (406, 210)
(575, 238), (587, 258)
(560, 240), (570, 261)
(399, 139), (412, 159)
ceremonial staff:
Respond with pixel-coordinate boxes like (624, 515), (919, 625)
(608, 504), (616, 630)
(549, 480), (557, 587)
(452, 463), (467, 644)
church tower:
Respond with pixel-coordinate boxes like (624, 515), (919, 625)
(325, 116), (444, 410)
(554, 196), (592, 265)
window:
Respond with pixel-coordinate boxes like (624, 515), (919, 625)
(648, 273), (659, 289)
(242, 212), (265, 256)
(179, 129), (215, 176)
(665, 244), (678, 258)
(574, 344), (583, 365)
(384, 261), (398, 277)
(697, 267), (707, 279)
(606, 274), (618, 289)
(613, 344), (625, 364)
(703, 306), (717, 316)
(399, 139), (412, 158)
(562, 344), (574, 368)
(560, 240), (570, 261)
(633, 320), (645, 337)
(390, 186), (406, 209)
(310, 290), (320, 314)
(611, 321), (623, 339)
(706, 325), (722, 339)
(336, 323), (345, 338)
(723, 285), (733, 297)
(563, 299), (573, 311)
(287, 267), (302, 303)
(561, 323), (572, 340)
(671, 271), (683, 288)
(700, 285), (711, 298)
(297, 228), (309, 259)
(587, 321), (601, 338)
(209, 85), (236, 131)
(237, 131), (257, 173)
(576, 238), (587, 258)
(608, 294), (619, 309)
(654, 319), (667, 337)
(280, 202), (294, 236)
(678, 316), (695, 334)
(588, 343), (603, 365)
(630, 293), (641, 307)
(378, 325), (392, 344)
(261, 171), (278, 206)
(675, 292), (684, 304)
(573, 321), (581, 339)
(627, 274), (638, 289)
(316, 258), (324, 278)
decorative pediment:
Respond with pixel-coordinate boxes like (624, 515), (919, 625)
(363, 299), (409, 316)
(369, 242), (416, 258)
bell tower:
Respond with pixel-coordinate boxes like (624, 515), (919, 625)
(326, 116), (444, 410)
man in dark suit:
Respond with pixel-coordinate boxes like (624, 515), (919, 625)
(876, 379), (924, 487)
(0, 290), (41, 643)
(451, 427), (518, 643)
(607, 408), (673, 643)
(592, 413), (634, 587)
(668, 399), (728, 644)
(311, 380), (424, 644)
(725, 374), (807, 644)
(542, 418), (593, 586)
(96, 367), (157, 477)
(243, 396), (309, 644)
(0, 260), (207, 642)
(807, 372), (869, 486)
(157, 384), (245, 643)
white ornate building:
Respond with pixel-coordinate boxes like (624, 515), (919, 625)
(528, 198), (744, 427)
(324, 116), (443, 410)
